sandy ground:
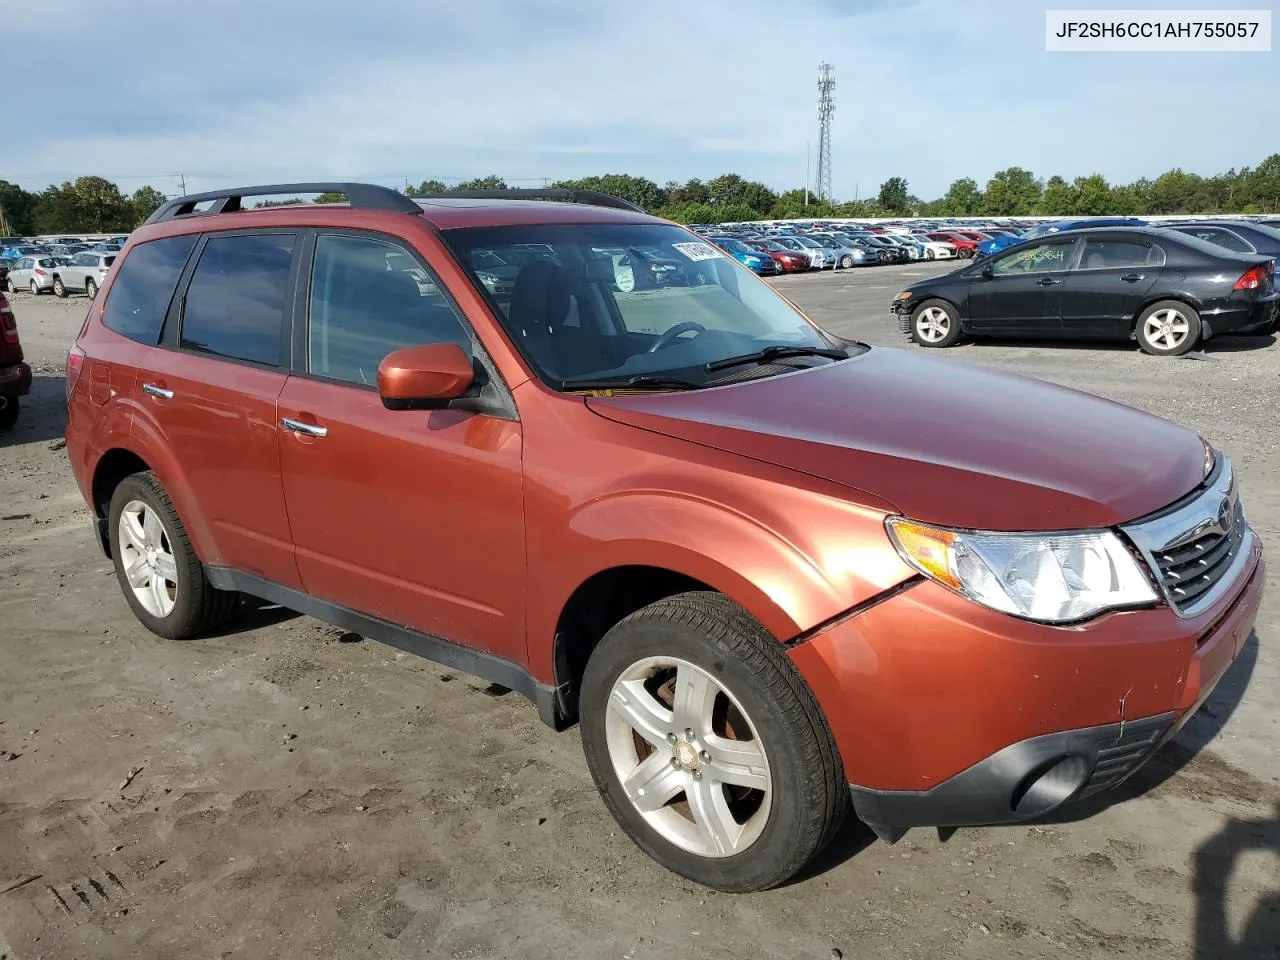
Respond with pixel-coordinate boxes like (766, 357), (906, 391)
(1, 266), (1277, 960)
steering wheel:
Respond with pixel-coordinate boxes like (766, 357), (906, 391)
(648, 321), (707, 353)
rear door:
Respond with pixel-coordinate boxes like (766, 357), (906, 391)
(134, 230), (302, 588)
(966, 237), (1078, 334)
(1059, 237), (1163, 338)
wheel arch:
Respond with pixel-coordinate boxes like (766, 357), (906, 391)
(89, 436), (218, 564)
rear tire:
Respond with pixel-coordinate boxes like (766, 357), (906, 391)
(1135, 300), (1201, 357)
(5, 279), (14, 294)
(30, 280), (40, 295)
(53, 277), (67, 298)
(107, 471), (240, 640)
(0, 395), (18, 430)
(911, 298), (963, 348)
(580, 591), (847, 892)
(85, 278), (99, 299)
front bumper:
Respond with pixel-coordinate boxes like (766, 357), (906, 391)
(0, 362), (32, 396)
(790, 544), (1264, 837)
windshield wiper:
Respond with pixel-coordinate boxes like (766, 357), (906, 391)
(705, 344), (848, 373)
(560, 374), (703, 391)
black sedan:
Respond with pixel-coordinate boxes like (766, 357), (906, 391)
(1161, 220), (1280, 260)
(890, 227), (1278, 356)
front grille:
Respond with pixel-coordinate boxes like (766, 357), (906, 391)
(1122, 455), (1253, 617)
(1079, 714), (1174, 796)
(1153, 501), (1246, 609)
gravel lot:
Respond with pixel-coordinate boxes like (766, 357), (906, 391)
(1, 264), (1277, 960)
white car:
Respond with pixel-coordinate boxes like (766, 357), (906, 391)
(918, 239), (958, 260)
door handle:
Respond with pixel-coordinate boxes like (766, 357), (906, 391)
(281, 417), (328, 439)
(1036, 277), (1062, 286)
(1121, 273), (1146, 282)
(142, 383), (174, 400)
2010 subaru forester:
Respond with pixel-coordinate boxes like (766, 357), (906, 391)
(65, 183), (1265, 892)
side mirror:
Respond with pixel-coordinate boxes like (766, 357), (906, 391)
(980, 263), (994, 280)
(377, 342), (475, 411)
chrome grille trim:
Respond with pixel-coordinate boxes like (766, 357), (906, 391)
(1122, 455), (1255, 619)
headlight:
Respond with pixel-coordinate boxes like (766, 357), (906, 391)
(885, 517), (1157, 623)
(893, 290), (912, 301)
(477, 271), (500, 290)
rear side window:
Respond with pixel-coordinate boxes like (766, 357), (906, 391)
(1079, 240), (1165, 269)
(180, 233), (296, 367)
(102, 234), (198, 345)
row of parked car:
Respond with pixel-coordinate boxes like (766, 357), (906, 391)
(693, 225), (977, 274)
(692, 214), (1280, 277)
(0, 235), (130, 298)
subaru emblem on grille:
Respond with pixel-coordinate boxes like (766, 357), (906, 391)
(1217, 497), (1232, 532)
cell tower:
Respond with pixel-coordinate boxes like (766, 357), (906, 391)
(815, 62), (835, 203)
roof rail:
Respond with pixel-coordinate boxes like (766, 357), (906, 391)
(143, 182), (421, 225)
(420, 188), (645, 214)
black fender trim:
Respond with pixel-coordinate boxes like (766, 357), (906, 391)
(784, 576), (924, 648)
(205, 566), (563, 729)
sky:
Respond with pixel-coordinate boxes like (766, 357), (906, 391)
(3, 0), (1276, 202)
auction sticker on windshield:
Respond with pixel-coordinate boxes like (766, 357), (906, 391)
(672, 241), (724, 262)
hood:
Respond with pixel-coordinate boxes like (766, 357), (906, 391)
(585, 348), (1206, 531)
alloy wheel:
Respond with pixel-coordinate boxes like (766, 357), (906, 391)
(605, 656), (773, 859)
(1143, 308), (1189, 350)
(915, 306), (951, 343)
(117, 499), (179, 618)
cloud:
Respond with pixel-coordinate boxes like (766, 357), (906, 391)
(5, 0), (1276, 201)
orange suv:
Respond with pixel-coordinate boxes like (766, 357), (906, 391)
(65, 183), (1265, 892)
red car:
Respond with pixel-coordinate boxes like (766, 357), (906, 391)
(64, 182), (1264, 892)
(0, 291), (32, 429)
(926, 231), (980, 258)
(744, 239), (810, 272)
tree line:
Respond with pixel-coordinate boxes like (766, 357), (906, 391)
(4, 154), (1278, 234)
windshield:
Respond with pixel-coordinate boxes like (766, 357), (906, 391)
(440, 222), (847, 390)
(712, 237), (750, 254)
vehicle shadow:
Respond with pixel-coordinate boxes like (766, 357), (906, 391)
(960, 333), (1276, 355)
(0, 374), (68, 448)
(196, 597), (300, 639)
(1193, 800), (1280, 960)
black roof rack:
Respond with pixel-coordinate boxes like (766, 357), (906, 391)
(420, 188), (644, 213)
(143, 182), (421, 225)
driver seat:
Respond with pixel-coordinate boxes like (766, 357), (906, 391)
(508, 261), (614, 380)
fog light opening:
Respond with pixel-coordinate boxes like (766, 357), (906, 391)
(1010, 755), (1091, 818)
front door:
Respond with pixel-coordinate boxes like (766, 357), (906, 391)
(966, 238), (1078, 334)
(1059, 238), (1163, 339)
(277, 231), (526, 662)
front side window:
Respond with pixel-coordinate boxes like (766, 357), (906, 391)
(180, 233), (295, 366)
(440, 222), (846, 388)
(307, 234), (472, 387)
(990, 240), (1076, 276)
(102, 234), (199, 345)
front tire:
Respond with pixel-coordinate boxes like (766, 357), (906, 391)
(580, 592), (846, 892)
(926, 249), (935, 260)
(840, 254), (854, 269)
(911, 298), (963, 348)
(107, 472), (240, 640)
(5, 279), (15, 294)
(1135, 300), (1201, 356)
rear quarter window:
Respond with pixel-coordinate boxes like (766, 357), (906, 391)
(102, 235), (199, 345)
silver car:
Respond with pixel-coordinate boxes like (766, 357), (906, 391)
(6, 255), (68, 294)
(53, 251), (117, 298)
